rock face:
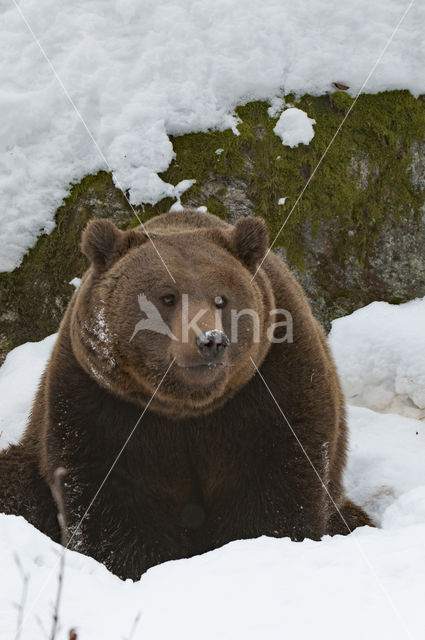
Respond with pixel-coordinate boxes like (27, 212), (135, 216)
(0, 173), (134, 363)
(1, 90), (425, 361)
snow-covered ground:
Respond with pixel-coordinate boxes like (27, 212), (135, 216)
(1, 300), (425, 638)
(1, 509), (425, 640)
(1, 0), (423, 271)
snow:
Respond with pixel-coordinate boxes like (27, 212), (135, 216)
(1, 0), (424, 271)
(1, 511), (425, 640)
(273, 108), (316, 148)
(1, 298), (425, 637)
(169, 201), (185, 212)
(0, 334), (56, 449)
(267, 96), (286, 118)
(329, 297), (425, 420)
(69, 277), (81, 289)
(344, 406), (425, 524)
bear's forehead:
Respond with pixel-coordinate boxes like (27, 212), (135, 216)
(156, 233), (225, 257)
(131, 234), (240, 277)
(118, 243), (247, 297)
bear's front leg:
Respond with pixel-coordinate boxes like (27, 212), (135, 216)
(61, 474), (190, 580)
(0, 444), (59, 540)
(202, 447), (330, 552)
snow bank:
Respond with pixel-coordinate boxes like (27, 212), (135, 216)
(1, 509), (425, 640)
(1, 0), (424, 270)
(273, 108), (316, 148)
(330, 297), (425, 420)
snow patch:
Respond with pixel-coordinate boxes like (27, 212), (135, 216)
(69, 277), (81, 289)
(0, 334), (56, 449)
(169, 178), (196, 212)
(273, 108), (316, 148)
(169, 201), (184, 212)
(267, 96), (285, 117)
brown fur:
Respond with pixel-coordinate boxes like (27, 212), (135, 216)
(0, 209), (372, 579)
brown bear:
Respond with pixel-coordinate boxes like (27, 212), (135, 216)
(0, 209), (372, 579)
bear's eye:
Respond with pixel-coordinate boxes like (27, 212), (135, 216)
(161, 294), (176, 306)
(214, 295), (227, 309)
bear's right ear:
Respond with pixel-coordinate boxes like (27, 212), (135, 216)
(81, 219), (147, 272)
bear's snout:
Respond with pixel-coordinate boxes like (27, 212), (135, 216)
(196, 330), (229, 362)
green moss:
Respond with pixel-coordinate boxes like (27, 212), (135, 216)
(203, 197), (227, 219)
(152, 90), (425, 273)
(329, 91), (354, 112)
(0, 171), (136, 362)
(160, 128), (246, 201)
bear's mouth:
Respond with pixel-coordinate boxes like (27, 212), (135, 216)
(174, 360), (228, 388)
(177, 362), (225, 370)
(150, 359), (230, 415)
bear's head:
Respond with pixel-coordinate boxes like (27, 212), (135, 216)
(71, 213), (276, 418)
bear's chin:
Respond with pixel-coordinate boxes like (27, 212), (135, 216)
(174, 365), (227, 406)
(149, 364), (230, 418)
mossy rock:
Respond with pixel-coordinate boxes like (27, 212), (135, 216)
(0, 172), (137, 363)
(1, 90), (425, 362)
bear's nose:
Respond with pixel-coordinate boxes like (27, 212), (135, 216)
(196, 330), (229, 361)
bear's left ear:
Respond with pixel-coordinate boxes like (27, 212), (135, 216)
(230, 217), (269, 271)
(81, 219), (148, 272)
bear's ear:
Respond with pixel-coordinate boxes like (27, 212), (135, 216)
(81, 219), (148, 272)
(230, 217), (269, 271)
